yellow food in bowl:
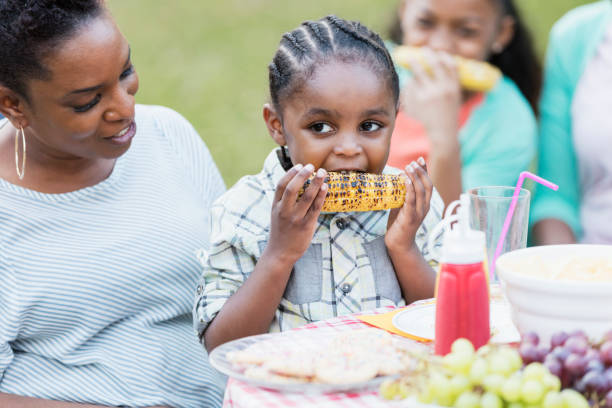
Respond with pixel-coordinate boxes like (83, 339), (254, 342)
(506, 256), (612, 282)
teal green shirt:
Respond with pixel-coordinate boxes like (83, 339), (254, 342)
(531, 0), (612, 238)
(388, 43), (537, 192)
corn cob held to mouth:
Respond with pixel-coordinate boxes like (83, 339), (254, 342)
(392, 45), (502, 92)
(301, 172), (406, 212)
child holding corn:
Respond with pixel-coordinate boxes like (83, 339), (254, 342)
(194, 15), (444, 351)
(386, 0), (540, 206)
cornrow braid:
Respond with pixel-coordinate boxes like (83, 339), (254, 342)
(268, 15), (399, 113)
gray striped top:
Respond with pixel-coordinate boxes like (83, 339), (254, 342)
(0, 105), (225, 407)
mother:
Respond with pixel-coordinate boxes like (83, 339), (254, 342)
(0, 1), (225, 407)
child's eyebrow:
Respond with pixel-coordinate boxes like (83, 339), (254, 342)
(363, 108), (391, 117)
(304, 108), (341, 119)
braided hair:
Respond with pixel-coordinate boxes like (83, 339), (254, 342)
(0, 0), (104, 101)
(269, 15), (400, 113)
(388, 0), (541, 115)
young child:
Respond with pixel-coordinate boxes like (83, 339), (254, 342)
(194, 15), (444, 351)
(386, 0), (540, 206)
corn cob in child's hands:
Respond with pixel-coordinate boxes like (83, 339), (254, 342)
(392, 45), (501, 92)
(302, 172), (406, 213)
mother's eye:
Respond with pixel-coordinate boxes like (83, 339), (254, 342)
(73, 94), (101, 113)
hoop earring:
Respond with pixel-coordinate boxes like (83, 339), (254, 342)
(276, 145), (294, 171)
(15, 126), (26, 180)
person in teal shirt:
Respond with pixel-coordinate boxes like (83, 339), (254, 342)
(532, 1), (612, 245)
(386, 0), (540, 206)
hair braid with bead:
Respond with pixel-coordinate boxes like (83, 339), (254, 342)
(269, 15), (399, 113)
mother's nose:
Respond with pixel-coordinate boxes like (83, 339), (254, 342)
(104, 82), (137, 123)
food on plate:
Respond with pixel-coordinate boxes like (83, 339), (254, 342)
(392, 45), (502, 92)
(301, 172), (406, 212)
(225, 328), (418, 385)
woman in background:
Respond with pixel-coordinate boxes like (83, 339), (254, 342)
(387, 0), (540, 206)
(532, 0), (612, 245)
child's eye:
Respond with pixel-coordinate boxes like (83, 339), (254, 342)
(360, 121), (382, 132)
(417, 18), (434, 29)
(310, 123), (333, 133)
(457, 27), (479, 38)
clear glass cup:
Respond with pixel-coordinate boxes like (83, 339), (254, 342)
(467, 186), (530, 278)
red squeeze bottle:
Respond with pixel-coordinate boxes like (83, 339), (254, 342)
(429, 194), (490, 356)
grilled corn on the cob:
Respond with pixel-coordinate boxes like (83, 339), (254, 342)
(301, 172), (406, 212)
(392, 45), (502, 92)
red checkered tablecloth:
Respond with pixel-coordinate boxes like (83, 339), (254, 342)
(221, 307), (427, 408)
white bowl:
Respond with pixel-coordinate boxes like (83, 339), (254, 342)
(496, 244), (612, 343)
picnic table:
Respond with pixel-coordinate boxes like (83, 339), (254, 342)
(220, 305), (430, 408)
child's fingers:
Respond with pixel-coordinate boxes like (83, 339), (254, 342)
(274, 164), (303, 203)
(403, 165), (417, 213)
(406, 162), (427, 217)
(412, 161), (433, 216)
(279, 163), (315, 211)
(295, 168), (327, 217)
(306, 180), (328, 221)
(416, 157), (433, 209)
(408, 52), (431, 86)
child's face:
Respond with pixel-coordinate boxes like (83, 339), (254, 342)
(268, 61), (396, 174)
(400, 0), (507, 61)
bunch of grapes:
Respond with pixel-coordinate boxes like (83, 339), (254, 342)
(519, 330), (612, 407)
(380, 338), (589, 407)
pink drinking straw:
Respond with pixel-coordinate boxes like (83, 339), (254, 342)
(490, 171), (559, 278)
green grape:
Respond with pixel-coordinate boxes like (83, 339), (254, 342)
(397, 382), (410, 399)
(477, 344), (492, 357)
(560, 389), (589, 408)
(480, 391), (503, 408)
(469, 357), (489, 384)
(443, 351), (473, 375)
(455, 390), (481, 408)
(501, 375), (522, 402)
(488, 351), (514, 376)
(418, 383), (435, 404)
(449, 374), (471, 397)
(522, 362), (548, 381)
(542, 373), (561, 392)
(429, 372), (454, 406)
(506, 403), (525, 408)
(542, 391), (564, 408)
(379, 380), (399, 400)
(520, 379), (544, 404)
(482, 373), (505, 394)
(452, 338), (476, 357)
(505, 348), (524, 372)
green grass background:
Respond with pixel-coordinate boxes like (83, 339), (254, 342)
(107, 0), (593, 186)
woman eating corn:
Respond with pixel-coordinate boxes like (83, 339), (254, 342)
(194, 16), (444, 352)
(386, 0), (540, 206)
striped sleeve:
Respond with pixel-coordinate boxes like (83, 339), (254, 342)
(0, 250), (15, 381)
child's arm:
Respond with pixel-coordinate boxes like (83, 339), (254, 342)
(203, 164), (327, 351)
(385, 160), (437, 303)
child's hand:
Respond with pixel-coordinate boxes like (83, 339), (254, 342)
(400, 48), (462, 149)
(266, 164), (328, 266)
(385, 158), (433, 253)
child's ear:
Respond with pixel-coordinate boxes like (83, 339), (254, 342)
(492, 16), (515, 54)
(263, 103), (286, 146)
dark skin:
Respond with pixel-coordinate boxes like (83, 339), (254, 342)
(0, 15), (138, 194)
(0, 13), (171, 408)
(204, 61), (437, 352)
(398, 0), (515, 207)
(532, 219), (577, 245)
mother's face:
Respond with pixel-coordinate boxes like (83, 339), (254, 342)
(21, 14), (139, 161)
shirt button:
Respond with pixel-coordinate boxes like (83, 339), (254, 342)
(336, 218), (347, 230)
(341, 283), (352, 294)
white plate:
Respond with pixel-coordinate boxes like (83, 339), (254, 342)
(209, 328), (401, 394)
(392, 300), (520, 344)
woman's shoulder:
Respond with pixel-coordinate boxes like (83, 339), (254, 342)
(551, 1), (611, 40)
(475, 77), (536, 127)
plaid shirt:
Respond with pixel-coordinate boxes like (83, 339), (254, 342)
(194, 149), (444, 335)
